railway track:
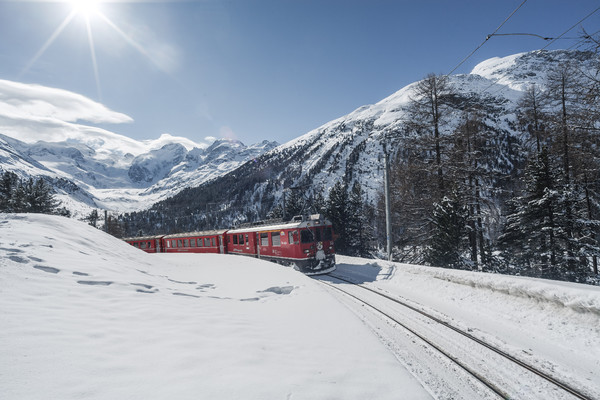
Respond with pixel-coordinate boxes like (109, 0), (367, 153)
(316, 273), (593, 400)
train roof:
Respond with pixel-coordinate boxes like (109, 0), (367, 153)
(122, 235), (164, 241)
(163, 229), (228, 239)
(228, 214), (331, 234)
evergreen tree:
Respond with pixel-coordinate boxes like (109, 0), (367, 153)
(29, 178), (59, 213)
(0, 171), (19, 211)
(86, 209), (100, 227)
(309, 187), (327, 216)
(284, 187), (305, 220)
(425, 194), (468, 269)
(326, 181), (349, 253)
(346, 181), (373, 257)
(499, 148), (561, 277)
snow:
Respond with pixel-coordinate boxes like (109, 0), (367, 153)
(2, 214), (599, 399)
(0, 214), (430, 399)
(333, 256), (600, 398)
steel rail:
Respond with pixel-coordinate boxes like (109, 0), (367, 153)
(319, 273), (592, 400)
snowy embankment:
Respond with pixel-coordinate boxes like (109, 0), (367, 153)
(0, 214), (430, 400)
(2, 214), (599, 399)
(334, 256), (600, 398)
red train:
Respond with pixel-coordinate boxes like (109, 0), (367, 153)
(123, 214), (336, 275)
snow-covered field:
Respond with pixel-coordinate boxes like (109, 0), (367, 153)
(1, 214), (599, 399)
(0, 214), (429, 400)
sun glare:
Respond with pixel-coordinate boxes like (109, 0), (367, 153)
(70, 0), (101, 18)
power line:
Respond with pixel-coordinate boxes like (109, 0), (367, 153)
(455, 5), (600, 107)
(541, 5), (600, 50)
(446, 0), (528, 76)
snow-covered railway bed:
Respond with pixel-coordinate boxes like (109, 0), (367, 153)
(316, 274), (592, 400)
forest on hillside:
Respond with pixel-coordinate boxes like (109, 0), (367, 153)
(111, 40), (600, 285)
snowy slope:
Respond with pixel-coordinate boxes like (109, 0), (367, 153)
(2, 214), (599, 398)
(0, 79), (279, 215)
(268, 49), (598, 200)
(158, 49), (598, 224)
(0, 213), (429, 400)
(0, 130), (277, 216)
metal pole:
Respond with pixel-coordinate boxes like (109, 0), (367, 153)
(383, 145), (393, 261)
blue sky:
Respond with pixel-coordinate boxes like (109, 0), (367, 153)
(0, 0), (599, 146)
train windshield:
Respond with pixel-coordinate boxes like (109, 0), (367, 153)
(300, 229), (314, 243)
(301, 226), (333, 243)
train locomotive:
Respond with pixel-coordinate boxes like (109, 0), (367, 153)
(123, 214), (336, 275)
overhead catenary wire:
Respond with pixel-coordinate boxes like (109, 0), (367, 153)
(445, 3), (600, 111)
(446, 0), (529, 76)
(541, 5), (600, 50)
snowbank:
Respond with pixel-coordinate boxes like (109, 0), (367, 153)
(335, 255), (600, 398)
(0, 214), (430, 400)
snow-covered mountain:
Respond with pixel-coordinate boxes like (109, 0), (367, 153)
(0, 130), (278, 215)
(135, 49), (598, 232)
(2, 49), (597, 222)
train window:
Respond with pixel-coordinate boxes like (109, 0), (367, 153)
(185, 239), (190, 248)
(315, 228), (322, 242)
(197, 238), (203, 247)
(177, 239), (182, 248)
(204, 238), (210, 247)
(272, 232), (281, 246)
(233, 235), (238, 245)
(141, 242), (147, 249)
(245, 234), (249, 244)
(166, 241), (170, 248)
(324, 227), (333, 241)
(190, 238), (195, 248)
(260, 232), (269, 246)
(239, 234), (244, 245)
(301, 229), (313, 243)
(211, 238), (216, 247)
(289, 231), (297, 245)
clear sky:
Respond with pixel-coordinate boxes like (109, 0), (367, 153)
(0, 0), (599, 147)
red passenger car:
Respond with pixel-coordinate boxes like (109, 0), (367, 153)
(162, 230), (227, 254)
(122, 235), (164, 253)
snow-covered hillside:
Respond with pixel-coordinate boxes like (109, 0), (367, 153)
(258, 49), (598, 202)
(0, 214), (429, 399)
(2, 214), (599, 398)
(146, 49), (598, 230)
(0, 127), (277, 216)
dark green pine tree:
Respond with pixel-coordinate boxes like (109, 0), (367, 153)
(346, 181), (373, 257)
(309, 187), (327, 216)
(284, 188), (305, 220)
(0, 171), (19, 211)
(499, 148), (561, 278)
(28, 178), (60, 214)
(425, 194), (468, 269)
(326, 181), (349, 254)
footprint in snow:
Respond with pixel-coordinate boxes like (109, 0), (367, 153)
(77, 280), (113, 286)
(131, 283), (159, 293)
(33, 265), (60, 274)
(172, 292), (200, 298)
(9, 255), (29, 264)
(168, 278), (197, 285)
(258, 286), (295, 295)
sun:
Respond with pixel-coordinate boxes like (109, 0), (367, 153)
(69, 0), (102, 18)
